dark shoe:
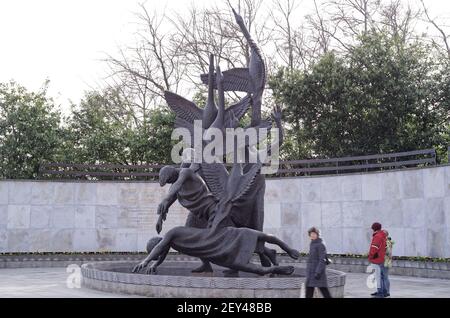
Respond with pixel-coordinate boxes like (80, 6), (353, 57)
(372, 288), (383, 297)
(371, 292), (379, 296)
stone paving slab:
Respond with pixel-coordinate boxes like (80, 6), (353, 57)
(0, 267), (138, 298)
(1, 268), (450, 298)
(344, 273), (450, 298)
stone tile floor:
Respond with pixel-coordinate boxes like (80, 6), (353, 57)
(0, 267), (449, 298)
(344, 272), (450, 298)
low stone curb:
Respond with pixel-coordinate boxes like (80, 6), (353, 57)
(82, 261), (346, 289)
(80, 261), (346, 298)
(1, 253), (449, 280)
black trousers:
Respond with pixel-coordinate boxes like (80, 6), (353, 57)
(305, 287), (332, 298)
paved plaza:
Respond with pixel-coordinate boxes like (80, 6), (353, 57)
(0, 267), (449, 298)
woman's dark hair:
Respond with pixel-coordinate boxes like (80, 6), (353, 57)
(308, 227), (320, 237)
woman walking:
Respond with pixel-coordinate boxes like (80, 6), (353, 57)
(305, 227), (332, 298)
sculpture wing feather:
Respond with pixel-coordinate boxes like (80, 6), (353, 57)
(240, 118), (273, 147)
(230, 163), (262, 202)
(201, 68), (252, 93)
(165, 91), (202, 124)
(224, 95), (251, 127)
(200, 163), (229, 198)
(256, 118), (273, 131)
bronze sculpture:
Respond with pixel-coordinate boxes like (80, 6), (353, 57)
(133, 7), (299, 276)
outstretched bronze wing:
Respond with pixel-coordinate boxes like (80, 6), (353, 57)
(255, 118), (273, 131)
(224, 95), (252, 127)
(164, 91), (203, 124)
(200, 163), (229, 199)
(200, 68), (252, 93)
(227, 163), (262, 202)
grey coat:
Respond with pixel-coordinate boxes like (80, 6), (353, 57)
(305, 238), (328, 288)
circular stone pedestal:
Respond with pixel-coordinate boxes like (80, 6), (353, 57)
(81, 261), (346, 298)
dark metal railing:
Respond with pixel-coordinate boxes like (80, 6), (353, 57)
(274, 148), (436, 178)
(39, 148), (438, 181)
(38, 163), (168, 181)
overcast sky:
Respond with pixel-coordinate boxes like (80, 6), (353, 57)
(0, 0), (449, 110)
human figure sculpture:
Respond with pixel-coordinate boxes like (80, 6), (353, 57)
(133, 226), (299, 276)
(134, 7), (295, 276)
(133, 162), (300, 276)
(156, 144), (281, 273)
(156, 164), (215, 273)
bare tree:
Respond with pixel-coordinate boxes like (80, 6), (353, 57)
(106, 3), (187, 125)
(327, 0), (380, 36)
(379, 0), (422, 45)
(102, 0), (449, 124)
(421, 0), (450, 60)
(306, 0), (341, 54)
(170, 0), (273, 84)
(169, 5), (242, 83)
(303, 0), (429, 56)
(270, 0), (300, 71)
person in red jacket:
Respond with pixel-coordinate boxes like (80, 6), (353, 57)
(368, 222), (387, 298)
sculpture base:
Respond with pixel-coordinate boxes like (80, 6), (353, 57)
(81, 261), (346, 298)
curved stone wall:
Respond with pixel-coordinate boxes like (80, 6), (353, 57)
(0, 165), (449, 257)
(80, 261), (346, 298)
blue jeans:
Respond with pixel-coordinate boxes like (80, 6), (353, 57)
(381, 266), (390, 295)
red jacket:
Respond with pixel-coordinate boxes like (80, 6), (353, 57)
(368, 231), (387, 264)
